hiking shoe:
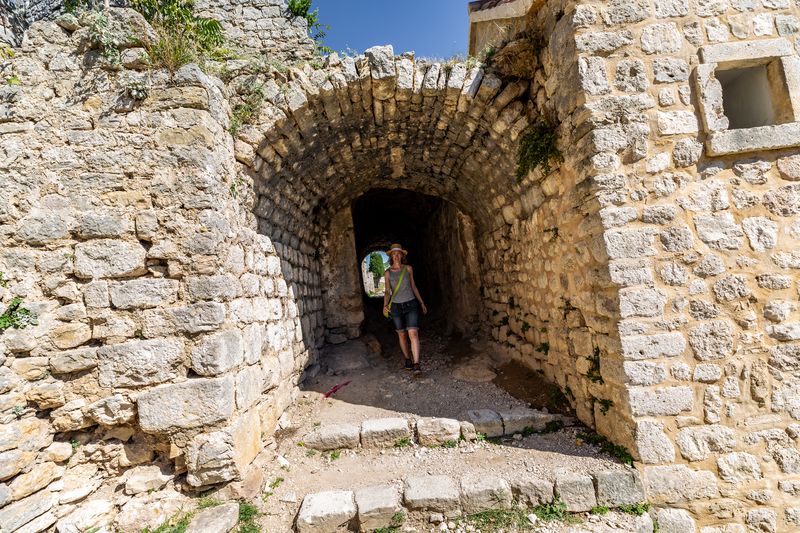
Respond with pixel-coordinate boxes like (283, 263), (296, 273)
(403, 359), (413, 370)
(412, 363), (422, 374)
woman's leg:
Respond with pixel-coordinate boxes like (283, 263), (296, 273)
(407, 328), (420, 363)
(396, 330), (410, 359)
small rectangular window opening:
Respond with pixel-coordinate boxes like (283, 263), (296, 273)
(716, 63), (792, 130)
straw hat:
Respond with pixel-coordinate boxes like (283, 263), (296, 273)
(387, 243), (408, 256)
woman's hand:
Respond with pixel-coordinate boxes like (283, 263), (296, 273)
(421, 303), (428, 315)
(383, 305), (390, 315)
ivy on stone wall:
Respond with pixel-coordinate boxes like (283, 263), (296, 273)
(515, 119), (563, 182)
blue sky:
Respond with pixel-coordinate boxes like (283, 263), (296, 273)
(313, 0), (470, 59)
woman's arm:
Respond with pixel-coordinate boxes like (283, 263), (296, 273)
(383, 271), (391, 313)
(407, 266), (428, 314)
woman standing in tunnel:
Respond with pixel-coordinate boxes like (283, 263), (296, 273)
(383, 244), (428, 373)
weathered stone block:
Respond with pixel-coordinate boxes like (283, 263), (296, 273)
(97, 338), (184, 387)
(621, 332), (686, 360)
(628, 386), (693, 416)
(354, 484), (402, 532)
(688, 321), (734, 361)
(644, 465), (718, 503)
(304, 424), (361, 451)
(416, 418), (461, 446)
(110, 279), (179, 309)
(86, 393), (136, 426)
(74, 240), (147, 279)
(465, 409), (504, 437)
(124, 464), (172, 495)
(594, 470), (645, 507)
(296, 491), (357, 533)
(512, 478), (554, 506)
(460, 473), (512, 513)
(403, 475), (460, 513)
(361, 418), (410, 447)
(717, 452), (762, 483)
(653, 508), (696, 533)
(190, 330), (244, 376)
(137, 376), (235, 432)
(185, 502), (239, 533)
(186, 274), (242, 302)
(676, 425), (736, 461)
(635, 420), (675, 463)
(554, 472), (596, 512)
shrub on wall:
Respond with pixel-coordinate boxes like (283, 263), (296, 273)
(516, 120), (563, 182)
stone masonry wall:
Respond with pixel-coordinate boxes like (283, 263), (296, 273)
(572, 0), (800, 530)
(0, 12), (313, 530)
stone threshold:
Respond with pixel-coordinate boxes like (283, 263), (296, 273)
(295, 469), (647, 532)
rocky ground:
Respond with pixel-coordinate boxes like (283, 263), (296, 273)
(240, 326), (652, 532)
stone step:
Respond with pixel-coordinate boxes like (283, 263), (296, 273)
(303, 408), (569, 451)
(294, 468), (647, 532)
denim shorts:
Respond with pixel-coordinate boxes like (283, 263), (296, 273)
(390, 299), (420, 332)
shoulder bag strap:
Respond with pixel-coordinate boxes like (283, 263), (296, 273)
(387, 267), (407, 310)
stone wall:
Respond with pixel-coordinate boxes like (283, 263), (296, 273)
(570, 0), (800, 530)
(0, 12), (313, 529)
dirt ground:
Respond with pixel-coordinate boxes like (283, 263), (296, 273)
(250, 323), (648, 532)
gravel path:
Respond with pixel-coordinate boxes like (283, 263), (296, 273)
(251, 330), (646, 532)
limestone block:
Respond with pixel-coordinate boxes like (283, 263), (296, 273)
(49, 347), (98, 374)
(137, 376), (235, 432)
(707, 122), (800, 156)
(575, 30), (633, 53)
(619, 288), (667, 318)
(460, 473), (512, 513)
(97, 338), (184, 387)
(186, 430), (239, 487)
(10, 461), (64, 501)
(757, 274), (792, 290)
(717, 452), (762, 483)
(190, 330), (244, 376)
(644, 465), (719, 503)
(354, 484), (402, 532)
(361, 418), (410, 447)
(700, 37), (794, 64)
(124, 464), (172, 495)
(621, 332), (686, 360)
(50, 322), (92, 350)
(465, 409), (504, 437)
(764, 184), (800, 217)
(110, 279), (179, 309)
(777, 154), (800, 181)
(767, 323), (800, 341)
(769, 344), (800, 371)
(296, 490), (357, 533)
(673, 139), (703, 167)
(676, 425), (736, 461)
(27, 379), (65, 409)
(403, 475), (460, 513)
(746, 509), (777, 533)
(74, 240), (147, 279)
(512, 478), (554, 506)
(713, 276), (750, 302)
(693, 364), (722, 383)
(11, 357), (49, 381)
(416, 418), (461, 446)
(578, 56), (610, 96)
(695, 213), (744, 250)
(83, 281), (109, 308)
(14, 212), (71, 245)
(641, 23), (683, 54)
(76, 211), (131, 238)
(86, 393), (136, 425)
(628, 386), (693, 416)
(304, 424), (361, 451)
(554, 472), (596, 512)
(654, 0), (689, 17)
(57, 498), (116, 533)
(604, 228), (657, 259)
(235, 364), (264, 411)
(114, 490), (190, 532)
(498, 408), (555, 435)
(688, 321), (733, 361)
(660, 226), (695, 252)
(654, 58), (689, 83)
(653, 508), (696, 533)
(635, 420), (675, 463)
(364, 47), (396, 103)
(42, 441), (73, 463)
(171, 302), (226, 334)
(595, 470), (645, 507)
(186, 274), (242, 302)
(185, 502), (239, 533)
(609, 260), (654, 286)
(0, 490), (54, 532)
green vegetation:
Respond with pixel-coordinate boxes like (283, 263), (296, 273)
(535, 342), (550, 356)
(394, 437), (411, 448)
(532, 499), (574, 522)
(542, 419), (565, 434)
(141, 513), (192, 533)
(475, 432), (487, 443)
(0, 297), (38, 333)
(461, 499), (577, 530)
(516, 120), (563, 181)
(329, 450), (341, 461)
(287, 0), (330, 54)
(578, 432), (634, 466)
(131, 0), (225, 71)
(368, 252), (387, 286)
(11, 405), (24, 418)
(590, 505), (610, 515)
(0, 45), (20, 85)
(586, 347), (604, 384)
(197, 497), (222, 509)
(269, 477), (284, 490)
(597, 398), (613, 415)
(229, 83), (265, 136)
(374, 511), (406, 532)
(237, 501), (260, 533)
(618, 502), (650, 516)
(85, 11), (123, 67)
(305, 449), (317, 457)
(441, 439), (458, 449)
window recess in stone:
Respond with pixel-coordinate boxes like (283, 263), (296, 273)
(695, 38), (800, 156)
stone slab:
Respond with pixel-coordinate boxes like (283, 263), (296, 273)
(416, 418), (461, 446)
(555, 472), (597, 512)
(459, 473), (513, 513)
(304, 424), (361, 451)
(497, 408), (553, 435)
(354, 484), (402, 532)
(185, 502), (239, 533)
(361, 418), (410, 448)
(594, 470), (646, 507)
(404, 475), (461, 514)
(296, 490), (357, 533)
(464, 409), (504, 438)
